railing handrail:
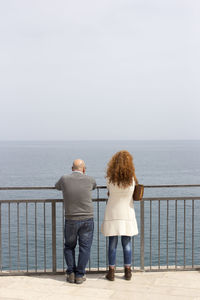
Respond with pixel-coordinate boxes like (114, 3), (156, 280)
(1, 197), (200, 204)
(0, 184), (200, 190)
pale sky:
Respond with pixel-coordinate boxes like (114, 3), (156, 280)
(0, 0), (200, 140)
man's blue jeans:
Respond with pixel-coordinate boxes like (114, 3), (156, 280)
(64, 218), (94, 277)
(108, 236), (132, 266)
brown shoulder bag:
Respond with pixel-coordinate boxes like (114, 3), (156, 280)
(133, 184), (144, 201)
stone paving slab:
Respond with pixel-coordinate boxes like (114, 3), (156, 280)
(0, 271), (200, 300)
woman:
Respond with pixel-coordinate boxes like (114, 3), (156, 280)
(101, 150), (138, 281)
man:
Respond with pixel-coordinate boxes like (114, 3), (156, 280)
(55, 159), (96, 284)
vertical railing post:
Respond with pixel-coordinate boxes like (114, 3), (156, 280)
(52, 201), (57, 274)
(97, 188), (100, 271)
(0, 203), (2, 272)
(140, 200), (144, 271)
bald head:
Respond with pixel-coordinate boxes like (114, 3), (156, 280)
(72, 159), (86, 173)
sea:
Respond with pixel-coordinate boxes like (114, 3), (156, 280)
(0, 140), (200, 271)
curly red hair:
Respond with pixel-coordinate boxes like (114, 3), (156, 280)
(106, 150), (138, 188)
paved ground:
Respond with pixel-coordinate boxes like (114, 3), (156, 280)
(0, 271), (200, 300)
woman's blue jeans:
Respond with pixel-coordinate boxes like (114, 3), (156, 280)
(108, 236), (132, 267)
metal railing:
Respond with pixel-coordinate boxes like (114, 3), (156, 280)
(0, 185), (200, 275)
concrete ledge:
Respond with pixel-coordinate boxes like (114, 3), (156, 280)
(0, 270), (200, 299)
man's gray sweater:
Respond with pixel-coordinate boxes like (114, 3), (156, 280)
(55, 172), (96, 220)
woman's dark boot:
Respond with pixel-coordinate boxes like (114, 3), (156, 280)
(106, 267), (115, 281)
(124, 266), (132, 280)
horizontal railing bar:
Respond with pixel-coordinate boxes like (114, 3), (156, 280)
(80, 184), (200, 188)
(0, 184), (200, 191)
(0, 198), (108, 203)
(1, 265), (200, 276)
(0, 187), (56, 190)
(1, 197), (200, 204)
(143, 197), (200, 201)
(0, 199), (64, 203)
(143, 184), (200, 188)
(0, 269), (137, 276)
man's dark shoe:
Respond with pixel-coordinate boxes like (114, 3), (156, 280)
(75, 275), (86, 284)
(124, 267), (132, 280)
(106, 267), (115, 281)
(66, 272), (75, 283)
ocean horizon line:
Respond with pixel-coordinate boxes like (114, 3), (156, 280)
(0, 139), (200, 142)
